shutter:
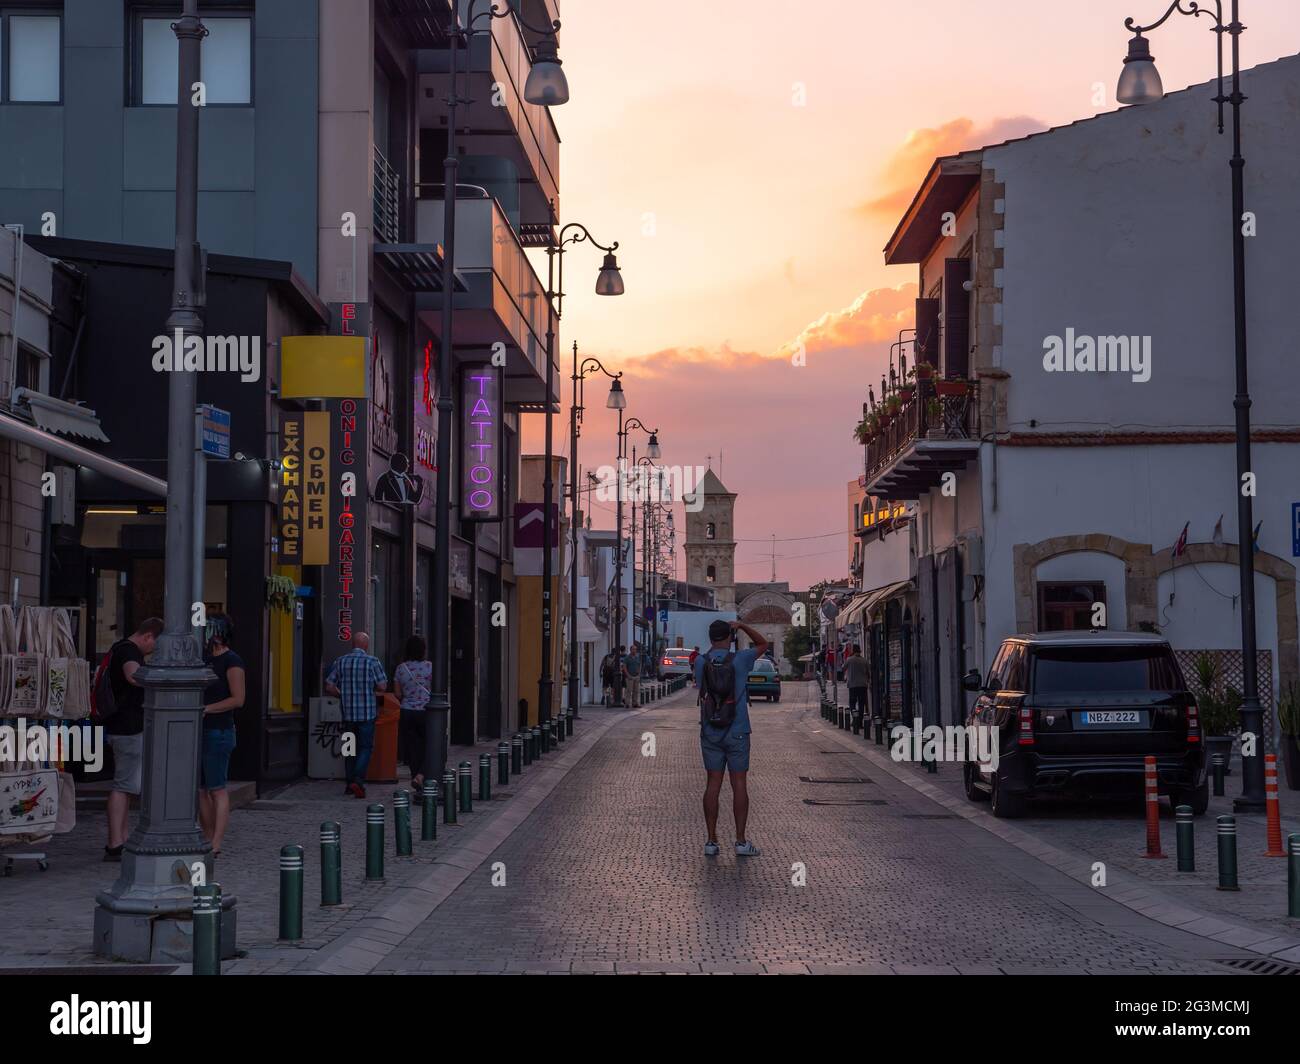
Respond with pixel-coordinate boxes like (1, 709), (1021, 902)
(914, 298), (941, 369)
(943, 258), (971, 378)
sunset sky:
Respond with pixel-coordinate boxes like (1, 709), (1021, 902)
(523, 0), (1300, 590)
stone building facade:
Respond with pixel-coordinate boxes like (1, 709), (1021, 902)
(683, 468), (737, 610)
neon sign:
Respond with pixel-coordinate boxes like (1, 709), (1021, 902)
(461, 365), (501, 521)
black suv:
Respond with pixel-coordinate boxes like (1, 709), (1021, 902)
(961, 632), (1207, 818)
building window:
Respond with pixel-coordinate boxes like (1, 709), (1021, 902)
(706, 521), (715, 540)
(1, 11), (62, 103)
(134, 8), (252, 105)
(1037, 582), (1107, 632)
(15, 343), (46, 394)
(706, 565), (716, 584)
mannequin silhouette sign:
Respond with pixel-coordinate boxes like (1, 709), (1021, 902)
(374, 453), (425, 506)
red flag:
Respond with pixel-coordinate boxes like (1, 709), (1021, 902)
(1172, 521), (1189, 557)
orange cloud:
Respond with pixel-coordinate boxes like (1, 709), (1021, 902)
(776, 283), (917, 362)
(857, 115), (1045, 220)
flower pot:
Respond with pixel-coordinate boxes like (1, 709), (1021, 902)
(1282, 733), (1300, 790)
(1205, 734), (1234, 776)
(934, 380), (969, 397)
(898, 387), (915, 403)
(878, 413), (891, 428)
(915, 363), (935, 379)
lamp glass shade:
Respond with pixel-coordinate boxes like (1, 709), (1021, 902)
(595, 252), (625, 296)
(524, 59), (569, 106)
(1117, 36), (1164, 106)
(646, 434), (661, 459)
(606, 379), (626, 409)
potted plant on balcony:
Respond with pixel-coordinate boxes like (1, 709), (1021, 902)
(884, 394), (901, 418)
(935, 376), (971, 397)
(898, 368), (915, 404)
(915, 361), (935, 380)
(1192, 652), (1240, 773)
(853, 414), (875, 445)
(925, 396), (945, 439)
(1278, 681), (1300, 790)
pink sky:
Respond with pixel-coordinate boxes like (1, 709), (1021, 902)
(523, 1), (1300, 589)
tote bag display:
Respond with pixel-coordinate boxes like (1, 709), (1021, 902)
(0, 764), (59, 836)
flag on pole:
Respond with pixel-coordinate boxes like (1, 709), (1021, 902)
(1212, 514), (1224, 547)
(1253, 520), (1262, 551)
(1172, 521), (1189, 557)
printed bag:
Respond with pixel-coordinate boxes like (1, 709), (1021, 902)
(0, 764), (59, 836)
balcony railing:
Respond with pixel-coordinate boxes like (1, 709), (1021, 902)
(374, 146), (404, 244)
(863, 379), (980, 483)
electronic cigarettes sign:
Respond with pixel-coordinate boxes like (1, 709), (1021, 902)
(461, 364), (502, 522)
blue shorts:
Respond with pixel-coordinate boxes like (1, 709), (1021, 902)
(201, 727), (237, 790)
(700, 725), (751, 773)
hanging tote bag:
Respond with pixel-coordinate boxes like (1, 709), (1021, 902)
(0, 762), (59, 836)
(8, 608), (46, 717)
(0, 605), (16, 714)
(47, 609), (88, 721)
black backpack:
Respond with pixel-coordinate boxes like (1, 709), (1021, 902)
(699, 651), (737, 729)
(91, 643), (122, 724)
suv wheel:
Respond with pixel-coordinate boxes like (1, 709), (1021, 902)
(990, 769), (1027, 819)
(963, 761), (989, 802)
(1173, 778), (1210, 816)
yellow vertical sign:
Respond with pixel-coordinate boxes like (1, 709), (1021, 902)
(303, 411), (331, 565)
(279, 414), (303, 561)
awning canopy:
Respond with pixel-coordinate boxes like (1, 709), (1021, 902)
(836, 591), (874, 627)
(574, 608), (602, 643)
(13, 388), (109, 442)
(840, 579), (913, 627)
(0, 411), (165, 496)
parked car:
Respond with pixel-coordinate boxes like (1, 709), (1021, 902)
(747, 657), (782, 702)
(961, 631), (1207, 819)
(660, 649), (694, 678)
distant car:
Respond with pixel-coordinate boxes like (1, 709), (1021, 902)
(747, 657), (782, 702)
(962, 631), (1207, 819)
(660, 650), (694, 677)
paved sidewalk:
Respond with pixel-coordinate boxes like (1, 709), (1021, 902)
(0, 705), (640, 971)
(819, 687), (1300, 965)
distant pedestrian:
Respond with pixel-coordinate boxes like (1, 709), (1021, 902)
(99, 618), (163, 861)
(324, 632), (387, 799)
(623, 642), (643, 707)
(697, 618), (769, 858)
(392, 635), (432, 794)
(688, 645), (699, 684)
(200, 613), (243, 856)
(600, 649), (618, 705)
(844, 643), (869, 729)
(612, 644), (627, 706)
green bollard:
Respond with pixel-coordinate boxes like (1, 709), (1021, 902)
(1216, 814), (1239, 891)
(393, 789), (412, 857)
(1175, 805), (1195, 872)
(442, 771), (457, 824)
(498, 741), (510, 785)
(279, 844), (304, 941)
(320, 821), (342, 906)
(566, 709), (574, 737)
(513, 732), (525, 772)
(421, 783), (438, 841)
(1211, 753), (1226, 797)
(458, 761), (473, 813)
(531, 726), (542, 760)
(479, 754), (492, 802)
(366, 804), (385, 880)
(192, 884), (222, 976)
(1289, 834), (1300, 919)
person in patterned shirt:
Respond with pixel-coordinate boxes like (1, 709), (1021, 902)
(325, 632), (387, 798)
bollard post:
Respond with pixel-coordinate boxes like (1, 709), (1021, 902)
(522, 728), (533, 766)
(874, 717), (884, 745)
(320, 821), (342, 906)
(393, 789), (413, 857)
(1264, 754), (1285, 857)
(366, 804), (385, 880)
(513, 732), (525, 772)
(1216, 814), (1239, 890)
(1288, 835), (1300, 919)
(442, 771), (457, 824)
(566, 709), (575, 737)
(421, 783), (438, 842)
(458, 761), (473, 813)
(279, 844), (304, 941)
(1175, 806), (1195, 872)
(498, 741), (510, 786)
(555, 714), (565, 744)
(479, 754), (492, 802)
(852, 709), (861, 736)
(531, 726), (542, 760)
(1211, 753), (1226, 796)
(192, 884), (222, 976)
(1142, 756), (1165, 858)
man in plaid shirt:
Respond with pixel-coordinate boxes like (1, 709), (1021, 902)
(324, 632), (388, 798)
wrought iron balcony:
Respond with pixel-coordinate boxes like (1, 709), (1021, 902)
(373, 146), (404, 245)
(861, 377), (980, 499)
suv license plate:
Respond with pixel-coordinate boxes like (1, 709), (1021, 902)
(1076, 710), (1147, 726)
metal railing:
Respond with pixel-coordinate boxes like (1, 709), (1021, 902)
(374, 146), (403, 244)
(863, 378), (980, 483)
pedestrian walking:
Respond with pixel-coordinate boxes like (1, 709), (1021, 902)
(697, 618), (769, 858)
(324, 632), (387, 798)
(96, 617), (162, 861)
(612, 643), (627, 706)
(844, 642), (869, 730)
(199, 613), (243, 856)
(623, 642), (643, 707)
(392, 635), (433, 794)
(600, 649), (617, 706)
(688, 645), (699, 684)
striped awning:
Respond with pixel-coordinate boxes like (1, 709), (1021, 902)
(839, 579), (912, 626)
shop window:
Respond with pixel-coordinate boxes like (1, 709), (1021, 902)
(1037, 581), (1107, 631)
(134, 7), (252, 105)
(1, 11), (62, 103)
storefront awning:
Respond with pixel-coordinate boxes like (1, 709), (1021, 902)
(13, 388), (109, 442)
(841, 579), (913, 627)
(0, 411), (165, 496)
(575, 608), (602, 643)
(837, 591), (875, 627)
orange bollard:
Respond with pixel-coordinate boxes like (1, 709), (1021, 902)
(1264, 754), (1285, 857)
(1143, 756), (1166, 858)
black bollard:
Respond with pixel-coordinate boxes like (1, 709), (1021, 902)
(443, 771), (457, 824)
(1175, 805), (1195, 872)
(421, 783), (438, 842)
(513, 732), (525, 772)
(458, 761), (473, 813)
(498, 741), (510, 786)
(1211, 753), (1226, 797)
(566, 709), (574, 737)
(365, 804), (385, 880)
(320, 821), (342, 906)
(479, 753), (492, 802)
(393, 789), (412, 857)
(1216, 814), (1239, 891)
(193, 884), (222, 976)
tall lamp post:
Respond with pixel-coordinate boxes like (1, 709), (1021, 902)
(1117, 1), (1264, 812)
(616, 417), (658, 702)
(570, 347), (623, 716)
(428, 0), (565, 778)
(632, 452), (659, 665)
(95, 0), (225, 959)
(538, 225), (624, 724)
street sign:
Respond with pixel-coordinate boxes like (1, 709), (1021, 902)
(659, 609), (668, 623)
(200, 405), (231, 459)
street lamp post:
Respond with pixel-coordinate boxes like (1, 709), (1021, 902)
(539, 225), (623, 725)
(94, 0), (225, 960)
(570, 349), (622, 716)
(633, 453), (658, 667)
(1117, 0), (1265, 812)
(616, 418), (658, 703)
(427, 1), (564, 777)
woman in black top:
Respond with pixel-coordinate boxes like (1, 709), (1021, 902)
(200, 613), (244, 855)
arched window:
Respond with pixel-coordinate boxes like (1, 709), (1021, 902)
(706, 522), (716, 540)
(706, 565), (716, 583)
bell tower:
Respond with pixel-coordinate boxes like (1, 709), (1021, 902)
(683, 467), (737, 610)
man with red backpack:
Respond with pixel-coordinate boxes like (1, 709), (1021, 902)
(696, 617), (769, 858)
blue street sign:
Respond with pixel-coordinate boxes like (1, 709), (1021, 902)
(659, 609), (668, 623)
(1292, 502), (1300, 558)
(201, 405), (231, 459)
